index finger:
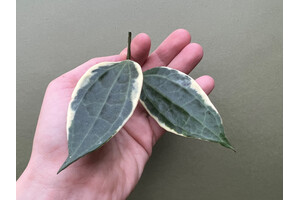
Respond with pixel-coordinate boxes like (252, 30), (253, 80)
(142, 29), (191, 71)
(67, 33), (151, 81)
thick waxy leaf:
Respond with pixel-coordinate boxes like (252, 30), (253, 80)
(58, 60), (143, 173)
(140, 67), (234, 151)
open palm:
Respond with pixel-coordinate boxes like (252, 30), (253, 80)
(17, 29), (215, 200)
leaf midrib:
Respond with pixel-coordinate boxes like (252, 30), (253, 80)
(71, 64), (119, 117)
(93, 62), (133, 146)
(69, 64), (125, 158)
(143, 78), (224, 143)
(144, 73), (220, 129)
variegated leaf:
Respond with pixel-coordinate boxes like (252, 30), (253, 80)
(58, 60), (143, 173)
(140, 67), (234, 151)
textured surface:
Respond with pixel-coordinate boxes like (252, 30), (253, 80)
(59, 60), (142, 173)
(141, 67), (233, 150)
(17, 0), (282, 199)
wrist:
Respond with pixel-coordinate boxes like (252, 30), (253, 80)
(17, 164), (69, 200)
(17, 167), (41, 199)
(16, 164), (119, 200)
(17, 166), (53, 200)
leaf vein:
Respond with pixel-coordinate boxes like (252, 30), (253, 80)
(69, 65), (125, 158)
(143, 81), (224, 142)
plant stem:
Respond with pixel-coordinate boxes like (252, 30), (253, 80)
(127, 32), (132, 60)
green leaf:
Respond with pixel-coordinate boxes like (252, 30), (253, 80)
(140, 67), (234, 151)
(58, 60), (143, 173)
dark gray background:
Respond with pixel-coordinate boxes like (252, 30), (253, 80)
(17, 0), (282, 199)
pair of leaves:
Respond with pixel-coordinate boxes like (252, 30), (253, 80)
(58, 60), (234, 174)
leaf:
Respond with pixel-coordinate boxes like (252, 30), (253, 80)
(140, 67), (234, 151)
(58, 60), (143, 173)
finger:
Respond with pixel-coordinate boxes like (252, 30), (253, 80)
(168, 43), (203, 74)
(196, 75), (215, 95)
(120, 33), (151, 66)
(67, 33), (151, 80)
(142, 29), (191, 71)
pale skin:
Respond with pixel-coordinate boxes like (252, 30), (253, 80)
(16, 29), (215, 200)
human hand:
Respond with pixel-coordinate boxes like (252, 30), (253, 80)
(16, 29), (215, 200)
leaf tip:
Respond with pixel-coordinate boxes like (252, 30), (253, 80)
(225, 144), (236, 152)
(220, 140), (236, 152)
(57, 159), (70, 175)
(57, 168), (63, 175)
(57, 165), (65, 175)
